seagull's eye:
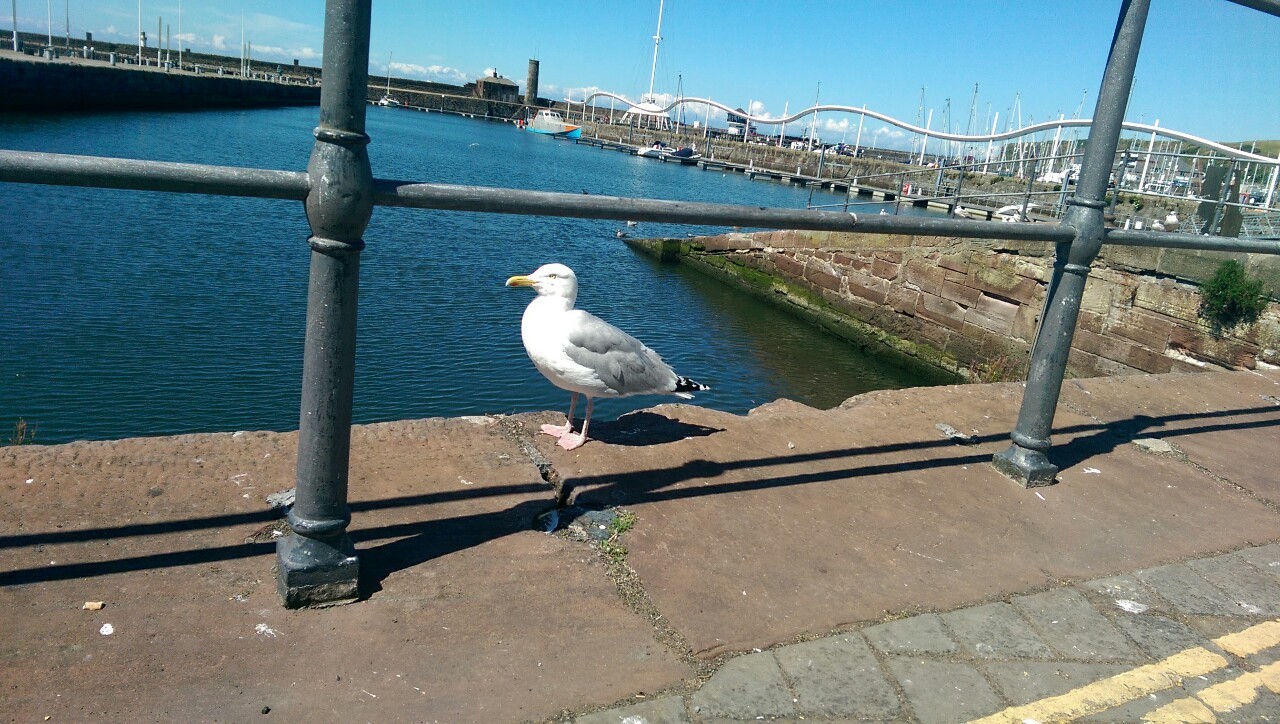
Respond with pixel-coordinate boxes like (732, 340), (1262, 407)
(547, 274), (557, 279)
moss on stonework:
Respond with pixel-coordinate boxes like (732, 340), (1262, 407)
(684, 252), (962, 384)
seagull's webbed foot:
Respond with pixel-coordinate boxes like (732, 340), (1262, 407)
(557, 432), (588, 450)
(540, 422), (573, 439)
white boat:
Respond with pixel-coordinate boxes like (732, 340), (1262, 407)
(523, 109), (582, 139)
(995, 203), (1038, 222)
(637, 141), (670, 158)
(377, 52), (400, 107)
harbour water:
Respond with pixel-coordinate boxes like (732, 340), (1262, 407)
(0, 106), (948, 445)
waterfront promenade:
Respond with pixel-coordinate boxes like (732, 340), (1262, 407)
(3, 368), (1279, 721)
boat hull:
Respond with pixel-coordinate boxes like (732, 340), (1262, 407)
(526, 126), (582, 139)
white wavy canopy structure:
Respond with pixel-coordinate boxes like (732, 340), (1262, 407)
(567, 92), (1279, 166)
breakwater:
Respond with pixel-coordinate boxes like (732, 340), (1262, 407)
(628, 231), (1280, 381)
(0, 52), (319, 112)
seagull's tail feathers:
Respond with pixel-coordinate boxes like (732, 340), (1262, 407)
(673, 376), (710, 399)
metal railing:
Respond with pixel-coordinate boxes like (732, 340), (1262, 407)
(2, 0), (1279, 607)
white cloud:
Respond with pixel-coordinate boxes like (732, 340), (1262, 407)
(174, 32), (196, 43)
(390, 61), (469, 84)
(482, 67), (497, 78)
(211, 34), (226, 50)
(873, 125), (906, 139)
(104, 24), (118, 35)
(294, 47), (319, 60)
(820, 118), (851, 133)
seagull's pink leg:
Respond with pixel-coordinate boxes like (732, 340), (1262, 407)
(541, 392), (578, 438)
(558, 397), (593, 450)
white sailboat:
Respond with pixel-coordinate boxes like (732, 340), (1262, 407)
(378, 52), (401, 107)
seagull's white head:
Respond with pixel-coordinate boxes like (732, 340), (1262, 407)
(505, 263), (578, 302)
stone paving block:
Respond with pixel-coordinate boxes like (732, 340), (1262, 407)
(1235, 543), (1280, 579)
(1112, 611), (1217, 660)
(1137, 563), (1242, 616)
(863, 613), (957, 655)
(1079, 573), (1169, 613)
(689, 653), (794, 720)
(984, 661), (1129, 706)
(887, 658), (1003, 724)
(1189, 553), (1280, 616)
(574, 696), (690, 724)
(1012, 588), (1142, 661)
(941, 601), (1054, 659)
(773, 634), (900, 720)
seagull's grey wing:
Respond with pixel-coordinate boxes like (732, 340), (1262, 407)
(563, 310), (678, 396)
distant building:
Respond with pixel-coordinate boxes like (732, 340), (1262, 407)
(475, 70), (519, 103)
(726, 107), (751, 137)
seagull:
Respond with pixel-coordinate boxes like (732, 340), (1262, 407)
(505, 263), (709, 450)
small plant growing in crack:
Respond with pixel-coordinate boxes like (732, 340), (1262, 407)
(599, 509), (637, 561)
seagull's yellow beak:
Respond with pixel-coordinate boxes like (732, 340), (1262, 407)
(505, 274), (536, 288)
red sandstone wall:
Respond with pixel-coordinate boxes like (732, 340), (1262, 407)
(692, 230), (1280, 380)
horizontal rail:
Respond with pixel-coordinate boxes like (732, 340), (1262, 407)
(0, 150), (310, 200)
(1228, 0), (1280, 17)
(3, 149), (1276, 253)
(1105, 229), (1280, 253)
(370, 179), (1078, 242)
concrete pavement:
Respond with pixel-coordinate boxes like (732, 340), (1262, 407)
(2, 369), (1279, 721)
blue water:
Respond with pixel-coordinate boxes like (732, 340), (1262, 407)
(0, 106), (946, 444)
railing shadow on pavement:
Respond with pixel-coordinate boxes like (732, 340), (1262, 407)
(3, 402), (1276, 592)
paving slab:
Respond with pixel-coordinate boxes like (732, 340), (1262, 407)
(984, 660), (1130, 705)
(534, 381), (1279, 658)
(687, 652), (794, 719)
(1137, 562), (1243, 617)
(0, 419), (692, 722)
(864, 613), (957, 656)
(1011, 588), (1142, 661)
(1188, 553), (1280, 616)
(773, 634), (901, 719)
(886, 658), (1003, 724)
(1060, 369), (1280, 501)
(573, 696), (690, 724)
(942, 601), (1054, 659)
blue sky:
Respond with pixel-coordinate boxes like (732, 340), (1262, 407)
(13, 1), (1280, 148)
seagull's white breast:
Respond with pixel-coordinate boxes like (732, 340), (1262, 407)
(520, 297), (612, 396)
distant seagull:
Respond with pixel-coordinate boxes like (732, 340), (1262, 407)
(615, 230), (629, 239)
(626, 220), (639, 227)
(505, 263), (709, 450)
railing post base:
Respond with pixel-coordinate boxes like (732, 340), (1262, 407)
(276, 530), (359, 608)
(992, 443), (1058, 488)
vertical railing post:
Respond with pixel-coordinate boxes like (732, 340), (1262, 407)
(993, 0), (1149, 487)
(277, 0), (374, 608)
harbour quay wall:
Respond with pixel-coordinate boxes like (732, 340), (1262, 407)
(628, 231), (1280, 382)
(0, 55), (319, 112)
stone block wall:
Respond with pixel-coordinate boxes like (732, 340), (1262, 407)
(683, 230), (1280, 381)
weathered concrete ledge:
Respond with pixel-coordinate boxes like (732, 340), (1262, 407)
(627, 230), (1280, 383)
(2, 370), (1279, 720)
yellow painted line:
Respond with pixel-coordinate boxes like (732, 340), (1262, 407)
(1140, 696), (1215, 723)
(1142, 661), (1280, 721)
(1212, 619), (1280, 658)
(970, 619), (1280, 724)
(970, 648), (1228, 723)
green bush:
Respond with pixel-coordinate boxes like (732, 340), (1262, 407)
(1199, 260), (1268, 330)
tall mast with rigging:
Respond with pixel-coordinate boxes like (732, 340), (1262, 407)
(646, 0), (664, 104)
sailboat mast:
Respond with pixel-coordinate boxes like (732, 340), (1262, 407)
(646, 0), (664, 103)
(386, 51), (393, 95)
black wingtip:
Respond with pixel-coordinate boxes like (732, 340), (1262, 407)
(675, 376), (710, 393)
